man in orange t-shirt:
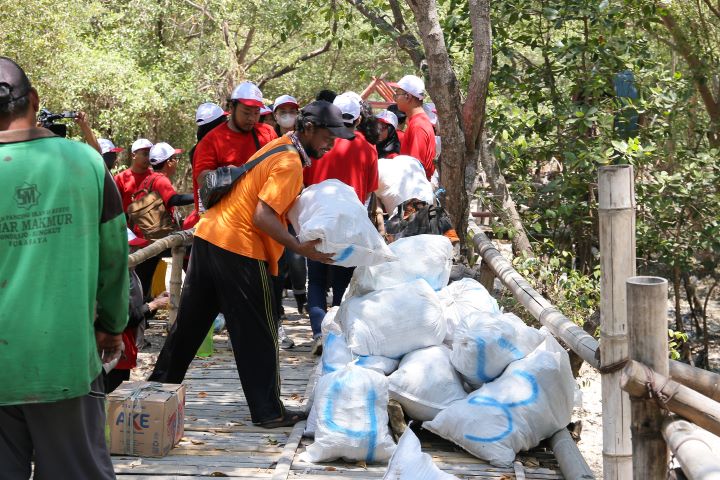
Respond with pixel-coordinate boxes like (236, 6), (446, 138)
(393, 75), (436, 180)
(149, 101), (353, 429)
(192, 81), (277, 211)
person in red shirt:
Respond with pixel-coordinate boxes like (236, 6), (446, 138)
(132, 142), (193, 299)
(115, 138), (154, 211)
(393, 75), (436, 180)
(304, 94), (379, 204)
(303, 93), (379, 353)
(192, 81), (277, 211)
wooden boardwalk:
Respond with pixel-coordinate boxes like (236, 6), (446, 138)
(113, 304), (565, 479)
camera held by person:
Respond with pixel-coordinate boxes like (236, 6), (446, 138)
(37, 108), (76, 137)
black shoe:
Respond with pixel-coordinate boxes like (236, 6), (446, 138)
(294, 293), (307, 315)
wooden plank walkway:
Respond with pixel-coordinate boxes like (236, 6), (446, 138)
(113, 301), (565, 479)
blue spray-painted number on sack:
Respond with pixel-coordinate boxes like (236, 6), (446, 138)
(475, 336), (524, 382)
(321, 333), (341, 374)
(334, 245), (354, 262)
(323, 379), (378, 463)
(464, 370), (539, 443)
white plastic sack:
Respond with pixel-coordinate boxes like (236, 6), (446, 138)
(338, 279), (446, 358)
(376, 156), (435, 214)
(348, 235), (453, 297)
(319, 308), (353, 375)
(388, 346), (467, 421)
(383, 428), (458, 480)
(451, 312), (544, 389)
(302, 365), (396, 463)
(424, 334), (575, 467)
(438, 278), (500, 342)
(354, 355), (400, 375)
(289, 179), (397, 267)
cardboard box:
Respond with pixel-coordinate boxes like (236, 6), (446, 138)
(107, 381), (185, 457)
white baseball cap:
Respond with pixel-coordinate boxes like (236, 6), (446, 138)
(423, 103), (438, 126)
(333, 93), (361, 122)
(260, 105), (272, 116)
(230, 81), (264, 107)
(99, 138), (124, 154)
(195, 103), (226, 126)
(273, 95), (299, 111)
(395, 74), (425, 100)
(375, 110), (398, 129)
(149, 142), (183, 165)
(341, 91), (363, 104)
(131, 138), (153, 153)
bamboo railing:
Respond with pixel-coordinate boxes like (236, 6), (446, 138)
(469, 164), (720, 479)
(129, 229), (194, 326)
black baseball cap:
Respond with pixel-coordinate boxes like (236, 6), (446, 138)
(300, 100), (355, 140)
(0, 57), (31, 107)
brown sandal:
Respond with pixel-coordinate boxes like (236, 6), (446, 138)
(256, 408), (307, 429)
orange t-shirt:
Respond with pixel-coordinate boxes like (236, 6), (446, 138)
(194, 136), (302, 275)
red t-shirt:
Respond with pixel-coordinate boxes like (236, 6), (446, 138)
(192, 122), (277, 210)
(303, 131), (379, 204)
(114, 168), (154, 212)
(400, 112), (436, 180)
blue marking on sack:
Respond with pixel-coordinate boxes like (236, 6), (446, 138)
(321, 333), (341, 374)
(464, 370), (539, 443)
(323, 378), (378, 463)
(475, 336), (525, 383)
(334, 245), (354, 262)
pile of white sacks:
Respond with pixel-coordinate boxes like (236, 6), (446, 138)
(301, 234), (577, 470)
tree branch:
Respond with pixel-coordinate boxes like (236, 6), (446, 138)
(182, 0), (216, 23)
(462, 0), (492, 152)
(257, 42), (332, 88)
(256, 8), (338, 89)
(659, 10), (720, 144)
(235, 27), (255, 66)
(388, 0), (408, 31)
(701, 0), (720, 21)
(343, 0), (425, 68)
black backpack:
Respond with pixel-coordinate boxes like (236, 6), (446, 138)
(385, 200), (454, 240)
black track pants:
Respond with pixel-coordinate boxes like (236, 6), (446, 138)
(149, 237), (284, 423)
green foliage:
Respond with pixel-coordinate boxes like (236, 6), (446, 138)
(0, 0), (407, 184)
(668, 328), (689, 360)
(511, 240), (601, 327)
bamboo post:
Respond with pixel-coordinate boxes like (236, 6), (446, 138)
(626, 276), (669, 479)
(621, 360), (720, 438)
(598, 165), (634, 479)
(662, 417), (720, 480)
(549, 428), (596, 479)
(478, 261), (496, 293)
(168, 246), (185, 327)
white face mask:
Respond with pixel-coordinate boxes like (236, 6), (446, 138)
(276, 113), (297, 129)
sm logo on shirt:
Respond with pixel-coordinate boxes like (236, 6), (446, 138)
(14, 182), (41, 210)
(115, 412), (151, 431)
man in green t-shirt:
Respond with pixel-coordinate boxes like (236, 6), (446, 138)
(0, 57), (128, 479)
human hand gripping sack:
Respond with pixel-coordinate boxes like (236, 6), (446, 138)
(296, 238), (335, 264)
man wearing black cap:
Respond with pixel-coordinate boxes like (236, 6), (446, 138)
(0, 57), (128, 478)
(149, 101), (352, 428)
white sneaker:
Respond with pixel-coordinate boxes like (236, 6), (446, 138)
(278, 325), (295, 350)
